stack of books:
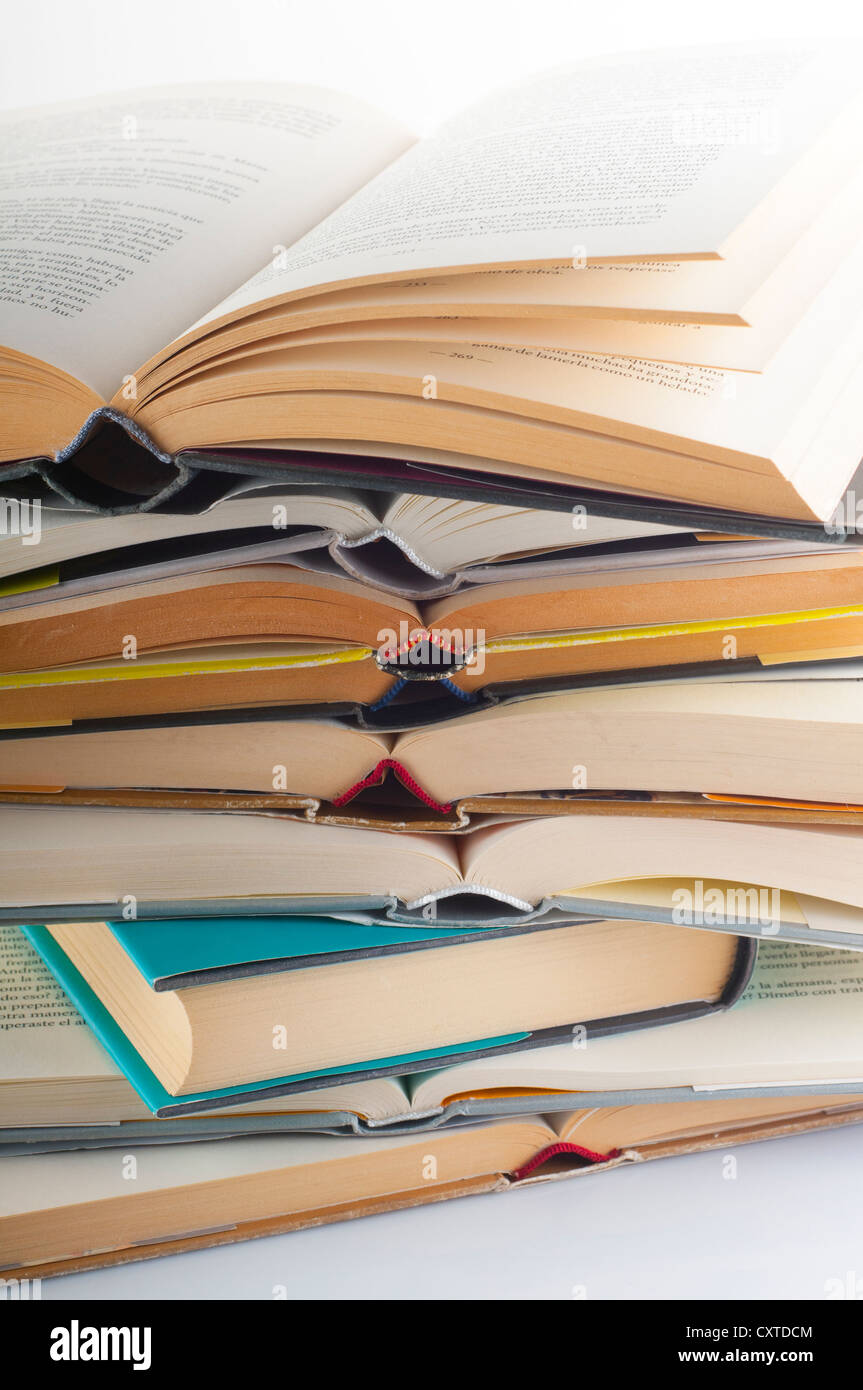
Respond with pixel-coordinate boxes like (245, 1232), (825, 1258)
(4, 41), (863, 1278)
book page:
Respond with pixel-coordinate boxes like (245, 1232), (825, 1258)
(222, 89), (863, 329)
(282, 153), (863, 372)
(484, 818), (863, 913)
(212, 207), (863, 470)
(0, 1116), (553, 1220)
(0, 489), (382, 583)
(0, 923), (118, 1081)
(413, 942), (863, 1102)
(201, 44), (861, 322)
(0, 1126), (450, 1217)
(0, 807), (463, 907)
(0, 84), (412, 396)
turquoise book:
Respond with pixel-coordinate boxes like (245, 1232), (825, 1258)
(21, 913), (753, 1116)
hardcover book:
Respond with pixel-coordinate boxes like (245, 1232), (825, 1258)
(19, 916), (751, 1111)
(7, 807), (863, 947)
(7, 1097), (863, 1280)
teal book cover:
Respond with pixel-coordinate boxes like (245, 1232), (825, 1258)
(21, 924), (529, 1118)
(103, 913), (500, 989)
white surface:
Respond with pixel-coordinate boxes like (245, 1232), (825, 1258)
(37, 1124), (863, 1299)
(7, 0), (863, 1300)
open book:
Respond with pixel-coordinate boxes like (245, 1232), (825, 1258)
(3, 546), (863, 725)
(5, 44), (863, 522)
(1, 484), (733, 603)
(8, 1091), (863, 1279)
(20, 915), (747, 1109)
(0, 485), (694, 594)
(8, 1089), (863, 1279)
(3, 927), (863, 1134)
(5, 680), (863, 814)
(8, 806), (863, 948)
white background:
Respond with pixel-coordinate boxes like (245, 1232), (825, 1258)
(3, 0), (863, 129)
(6, 0), (863, 1299)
